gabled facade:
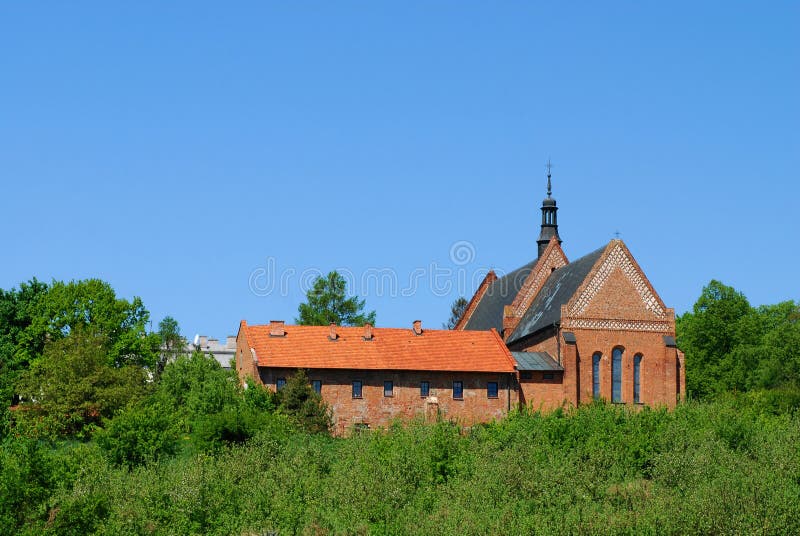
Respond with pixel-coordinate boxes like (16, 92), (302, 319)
(458, 169), (685, 409)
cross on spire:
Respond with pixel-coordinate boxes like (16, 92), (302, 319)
(546, 159), (552, 197)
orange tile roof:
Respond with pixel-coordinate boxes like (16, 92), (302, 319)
(239, 322), (516, 373)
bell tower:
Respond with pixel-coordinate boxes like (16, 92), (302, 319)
(537, 161), (562, 258)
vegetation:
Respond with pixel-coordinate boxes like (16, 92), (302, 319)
(296, 270), (376, 326)
(1, 276), (799, 534)
(444, 296), (468, 329)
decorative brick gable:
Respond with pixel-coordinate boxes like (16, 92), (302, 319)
(503, 237), (568, 340)
(562, 240), (674, 333)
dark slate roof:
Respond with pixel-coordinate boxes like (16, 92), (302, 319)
(511, 351), (564, 371)
(507, 246), (606, 345)
(462, 260), (537, 332)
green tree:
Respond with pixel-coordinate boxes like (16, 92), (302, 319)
(276, 369), (331, 434)
(443, 296), (468, 329)
(18, 279), (160, 369)
(14, 329), (149, 437)
(156, 316), (186, 375)
(296, 271), (376, 326)
(677, 280), (753, 398)
(0, 279), (48, 407)
(96, 401), (180, 467)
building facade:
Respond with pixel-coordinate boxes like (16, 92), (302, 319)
(236, 320), (518, 435)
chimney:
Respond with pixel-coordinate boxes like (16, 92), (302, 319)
(412, 320), (423, 336)
(363, 323), (373, 341)
(269, 320), (285, 337)
(328, 322), (338, 341)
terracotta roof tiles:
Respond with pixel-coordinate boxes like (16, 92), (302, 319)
(239, 323), (516, 373)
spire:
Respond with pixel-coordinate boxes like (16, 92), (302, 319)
(537, 161), (562, 258)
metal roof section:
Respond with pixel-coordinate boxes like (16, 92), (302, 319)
(507, 246), (606, 345)
(511, 351), (564, 371)
(462, 259), (537, 332)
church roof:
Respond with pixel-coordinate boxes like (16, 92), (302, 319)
(462, 259), (537, 332)
(507, 246), (605, 344)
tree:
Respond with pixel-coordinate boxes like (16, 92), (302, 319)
(276, 369), (331, 434)
(156, 316), (186, 375)
(0, 279), (48, 407)
(19, 279), (160, 369)
(444, 296), (468, 329)
(14, 329), (149, 437)
(296, 271), (376, 326)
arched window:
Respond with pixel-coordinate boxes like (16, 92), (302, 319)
(633, 354), (643, 403)
(612, 347), (623, 403)
(592, 352), (601, 399)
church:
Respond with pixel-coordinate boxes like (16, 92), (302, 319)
(455, 168), (685, 409)
(235, 169), (684, 434)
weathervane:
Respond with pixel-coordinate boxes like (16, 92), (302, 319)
(546, 159), (552, 197)
(614, 230), (621, 239)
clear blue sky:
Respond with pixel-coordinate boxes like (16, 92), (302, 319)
(2, 2), (798, 339)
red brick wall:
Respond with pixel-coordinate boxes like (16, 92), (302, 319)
(518, 371), (565, 411)
(254, 367), (517, 435)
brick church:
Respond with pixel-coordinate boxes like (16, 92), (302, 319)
(455, 168), (685, 409)
(236, 169), (684, 434)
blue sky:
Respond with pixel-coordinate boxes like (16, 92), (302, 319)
(1, 2), (798, 339)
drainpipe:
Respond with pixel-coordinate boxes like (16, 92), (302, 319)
(555, 322), (561, 365)
(507, 373), (512, 412)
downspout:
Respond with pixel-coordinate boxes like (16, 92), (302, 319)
(555, 322), (561, 365)
(507, 372), (512, 412)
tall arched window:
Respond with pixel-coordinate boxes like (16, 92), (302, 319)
(612, 347), (623, 403)
(592, 353), (601, 399)
(633, 354), (643, 404)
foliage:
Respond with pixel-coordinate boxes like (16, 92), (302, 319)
(678, 279), (800, 398)
(95, 401), (180, 467)
(275, 369), (331, 434)
(13, 330), (149, 438)
(0, 279), (48, 408)
(155, 315), (186, 376)
(19, 279), (160, 369)
(444, 296), (468, 329)
(5, 397), (799, 535)
(154, 350), (241, 430)
(296, 270), (376, 326)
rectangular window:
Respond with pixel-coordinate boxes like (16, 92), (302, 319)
(420, 381), (430, 397)
(487, 381), (498, 398)
(543, 373), (554, 380)
(276, 378), (286, 391)
(384, 380), (393, 397)
(453, 381), (464, 400)
(520, 371), (532, 380)
(352, 380), (362, 399)
(312, 380), (322, 395)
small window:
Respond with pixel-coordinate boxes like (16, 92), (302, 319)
(487, 382), (498, 398)
(520, 371), (532, 380)
(384, 381), (393, 397)
(312, 380), (322, 395)
(453, 381), (464, 400)
(543, 373), (554, 380)
(276, 378), (286, 391)
(420, 381), (430, 397)
(352, 380), (362, 399)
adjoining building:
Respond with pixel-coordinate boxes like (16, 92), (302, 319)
(187, 335), (237, 369)
(235, 320), (517, 435)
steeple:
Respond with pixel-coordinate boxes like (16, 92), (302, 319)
(537, 160), (562, 258)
